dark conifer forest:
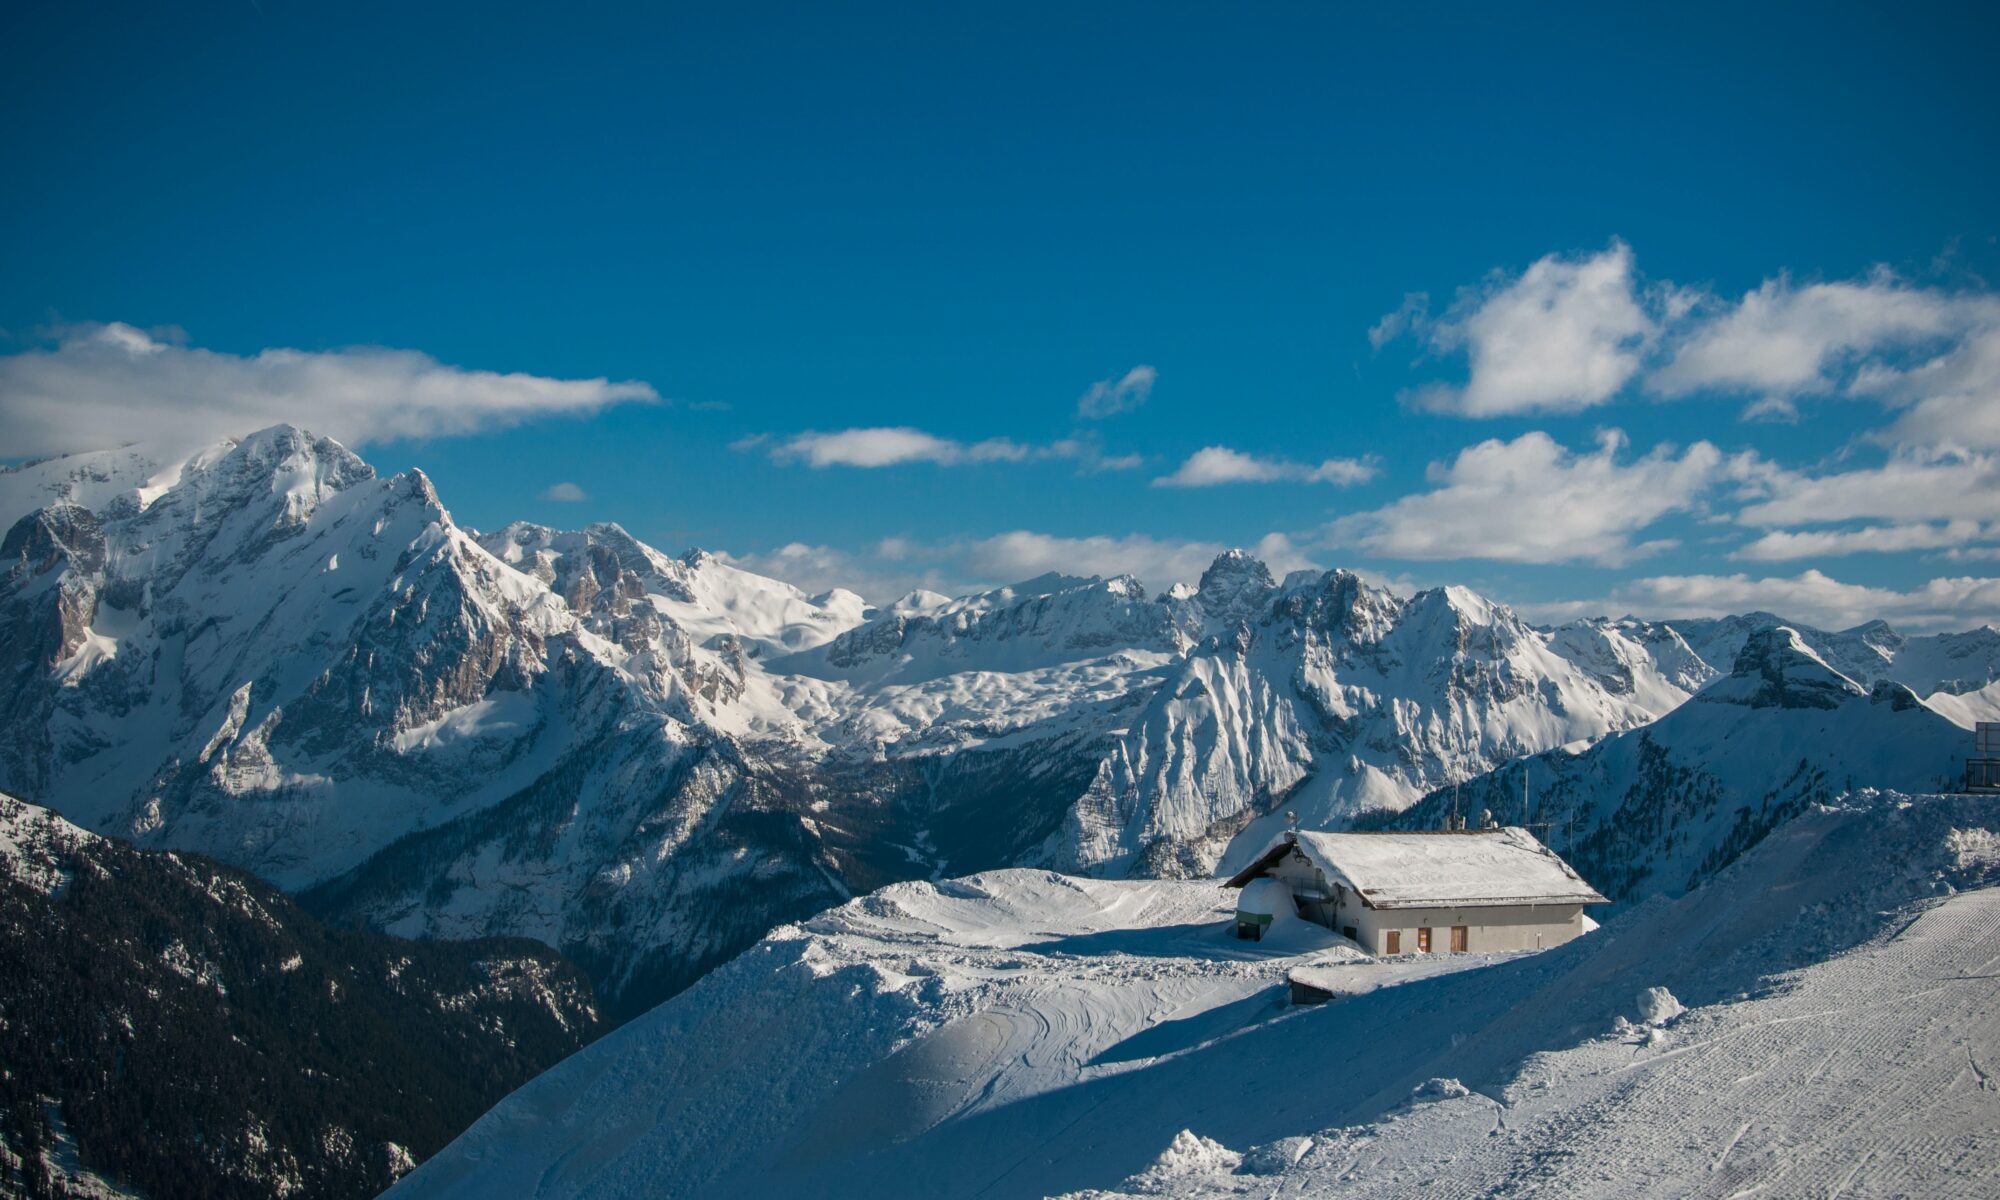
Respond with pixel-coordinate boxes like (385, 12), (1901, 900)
(0, 796), (603, 1199)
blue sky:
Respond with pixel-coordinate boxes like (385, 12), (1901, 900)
(4, 2), (1999, 628)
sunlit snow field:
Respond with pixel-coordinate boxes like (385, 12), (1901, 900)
(395, 789), (2000, 1200)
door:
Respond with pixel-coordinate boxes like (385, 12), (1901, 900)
(1384, 930), (1400, 955)
(1450, 925), (1468, 953)
(1416, 927), (1431, 953)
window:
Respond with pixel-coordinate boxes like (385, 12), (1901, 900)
(1417, 927), (1432, 953)
(1384, 930), (1400, 955)
(1450, 925), (1468, 953)
(1342, 925), (1358, 943)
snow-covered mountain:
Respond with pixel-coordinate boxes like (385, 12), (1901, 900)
(1666, 610), (2000, 725)
(4, 427), (1996, 1015)
(1379, 625), (1971, 903)
(387, 788), (2000, 1200)
(0, 428), (816, 1013)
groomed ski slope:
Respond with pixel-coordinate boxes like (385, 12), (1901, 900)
(392, 790), (2000, 1200)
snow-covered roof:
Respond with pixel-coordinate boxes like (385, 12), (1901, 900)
(1226, 828), (1607, 909)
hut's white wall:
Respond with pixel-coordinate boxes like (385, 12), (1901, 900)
(1349, 902), (1586, 956)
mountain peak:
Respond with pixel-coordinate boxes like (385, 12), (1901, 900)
(1198, 549), (1271, 582)
(1702, 625), (1866, 710)
(1195, 551), (1275, 620)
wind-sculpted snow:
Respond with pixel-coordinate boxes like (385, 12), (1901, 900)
(5, 426), (1998, 1018)
(392, 790), (2000, 1200)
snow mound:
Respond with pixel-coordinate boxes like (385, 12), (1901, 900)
(1116, 1130), (1241, 1193)
(1410, 1077), (1470, 1102)
(1637, 985), (1684, 1026)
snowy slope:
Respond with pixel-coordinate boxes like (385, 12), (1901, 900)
(0, 442), (188, 530)
(1064, 793), (2000, 1200)
(391, 788), (2000, 1200)
(481, 522), (872, 659)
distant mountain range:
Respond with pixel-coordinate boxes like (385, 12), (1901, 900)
(1375, 625), (1972, 902)
(0, 791), (599, 1200)
(3, 426), (1995, 1014)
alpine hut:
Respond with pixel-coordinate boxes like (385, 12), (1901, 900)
(1223, 827), (1607, 956)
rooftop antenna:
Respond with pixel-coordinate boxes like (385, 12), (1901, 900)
(1449, 782), (1461, 832)
(1518, 762), (1553, 840)
(1285, 810), (1299, 842)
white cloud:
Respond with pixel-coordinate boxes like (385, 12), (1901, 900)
(1328, 430), (1745, 566)
(1152, 446), (1378, 489)
(541, 481), (589, 502)
(1045, 433), (1147, 473)
(1549, 569), (2000, 633)
(758, 426), (1140, 472)
(764, 426), (1029, 468)
(1368, 293), (1429, 350)
(1399, 242), (1658, 416)
(1651, 275), (1964, 408)
(1076, 365), (1157, 419)
(1862, 308), (2000, 451)
(0, 322), (658, 459)
(1377, 248), (2000, 444)
(1732, 520), (1993, 561)
(1736, 450), (2000, 527)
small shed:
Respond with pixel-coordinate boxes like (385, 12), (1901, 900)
(1224, 827), (1607, 958)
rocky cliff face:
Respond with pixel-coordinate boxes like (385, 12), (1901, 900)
(2, 427), (1993, 1015)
